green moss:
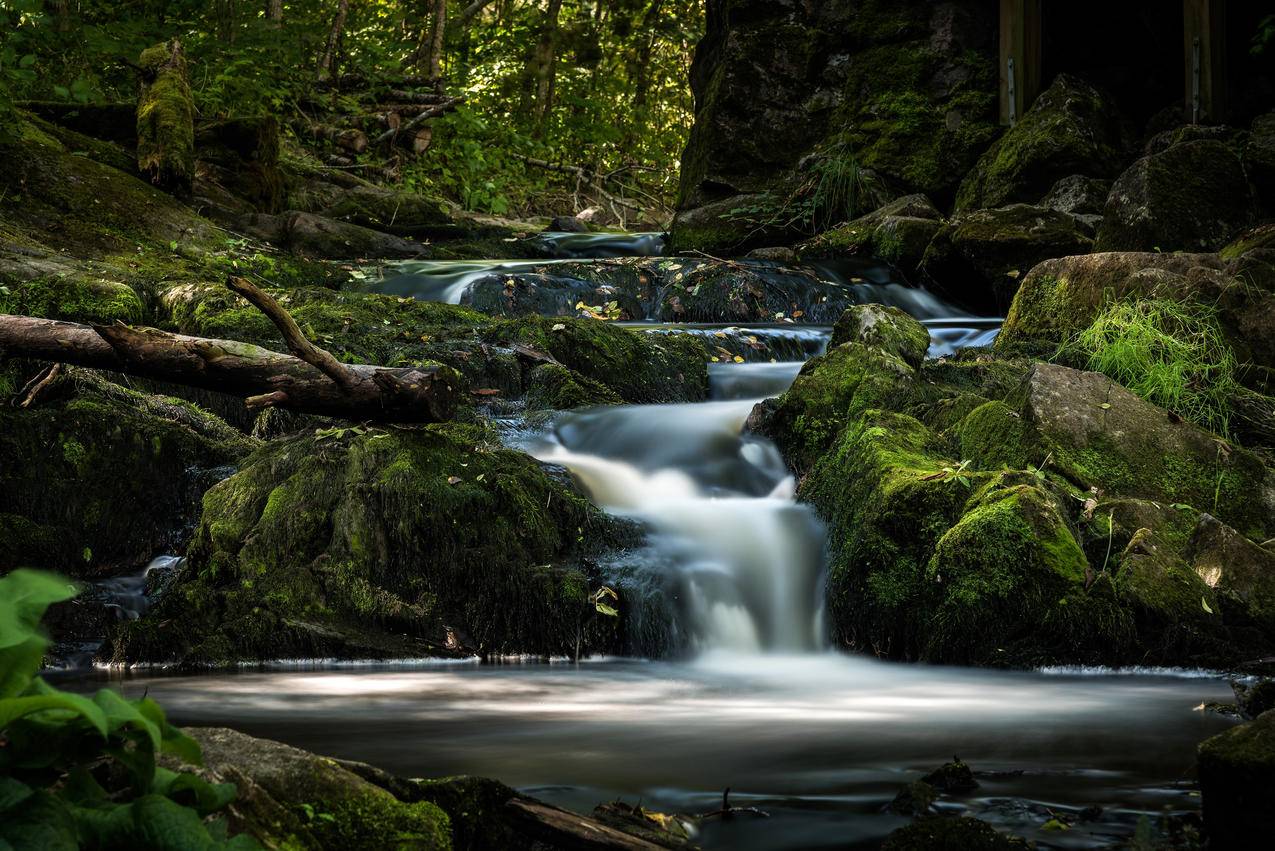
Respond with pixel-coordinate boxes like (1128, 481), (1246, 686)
(0, 369), (255, 576)
(113, 422), (631, 666)
(958, 401), (1039, 470)
(0, 275), (146, 325)
(525, 363), (623, 411)
(136, 41), (195, 193)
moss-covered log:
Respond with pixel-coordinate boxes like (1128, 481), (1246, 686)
(0, 314), (461, 423)
(136, 39), (195, 194)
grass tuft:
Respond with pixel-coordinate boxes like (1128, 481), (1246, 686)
(1060, 298), (1241, 437)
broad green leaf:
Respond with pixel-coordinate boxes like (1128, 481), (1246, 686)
(0, 691), (109, 738)
(140, 698), (203, 766)
(0, 777), (33, 813)
(0, 790), (78, 851)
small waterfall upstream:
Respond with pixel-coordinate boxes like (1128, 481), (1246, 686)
(523, 361), (826, 654)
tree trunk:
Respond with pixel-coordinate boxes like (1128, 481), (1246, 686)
(531, 0), (564, 136)
(317, 0), (351, 81)
(426, 0), (448, 89)
(0, 280), (460, 423)
(265, 0), (283, 25)
(136, 39), (195, 195)
(632, 0), (664, 110)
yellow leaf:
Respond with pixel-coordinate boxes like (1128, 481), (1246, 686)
(733, 356), (745, 363)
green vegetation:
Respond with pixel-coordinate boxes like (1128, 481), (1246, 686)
(1061, 298), (1242, 437)
(0, 0), (702, 222)
(0, 569), (257, 849)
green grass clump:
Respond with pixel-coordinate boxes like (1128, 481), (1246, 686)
(1062, 298), (1241, 437)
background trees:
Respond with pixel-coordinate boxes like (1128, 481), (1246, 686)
(0, 0), (703, 223)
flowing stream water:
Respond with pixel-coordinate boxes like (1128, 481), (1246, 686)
(76, 237), (1241, 848)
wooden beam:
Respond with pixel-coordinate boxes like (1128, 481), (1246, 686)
(999, 0), (1042, 126)
(1184, 0), (1228, 123)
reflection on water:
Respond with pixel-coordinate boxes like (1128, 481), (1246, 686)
(85, 655), (1236, 849)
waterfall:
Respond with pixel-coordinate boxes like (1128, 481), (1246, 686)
(522, 363), (826, 654)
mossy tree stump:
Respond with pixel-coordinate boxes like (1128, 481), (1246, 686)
(136, 39), (194, 195)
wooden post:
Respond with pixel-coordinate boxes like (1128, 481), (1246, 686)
(1183, 0), (1227, 123)
(999, 0), (1042, 126)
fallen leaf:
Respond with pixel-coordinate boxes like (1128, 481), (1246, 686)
(1202, 597), (1214, 614)
(447, 476), (462, 485)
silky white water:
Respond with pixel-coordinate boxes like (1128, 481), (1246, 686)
(522, 362), (826, 654)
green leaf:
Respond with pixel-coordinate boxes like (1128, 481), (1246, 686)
(0, 790), (78, 851)
(0, 691), (109, 738)
(0, 777), (33, 813)
(595, 602), (619, 617)
(1202, 597), (1214, 614)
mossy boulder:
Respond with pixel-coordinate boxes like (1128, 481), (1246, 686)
(1197, 709), (1275, 848)
(168, 727), (451, 850)
(798, 194), (943, 281)
(111, 423), (634, 666)
(956, 74), (1130, 211)
(830, 304), (931, 368)
(1096, 139), (1255, 253)
(320, 185), (454, 237)
(1187, 514), (1275, 637)
(919, 204), (1093, 314)
(995, 251), (1275, 392)
(0, 369), (255, 576)
(238, 211), (429, 260)
(525, 363), (623, 411)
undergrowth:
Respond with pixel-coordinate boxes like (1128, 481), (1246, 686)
(1059, 298), (1241, 437)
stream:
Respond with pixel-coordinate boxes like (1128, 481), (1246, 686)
(75, 236), (1240, 848)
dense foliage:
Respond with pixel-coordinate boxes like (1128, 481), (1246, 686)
(0, 569), (256, 849)
(0, 0), (701, 220)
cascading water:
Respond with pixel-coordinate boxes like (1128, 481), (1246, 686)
(522, 362), (826, 654)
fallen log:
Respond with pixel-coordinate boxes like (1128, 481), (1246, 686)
(0, 278), (459, 423)
(300, 123), (369, 154)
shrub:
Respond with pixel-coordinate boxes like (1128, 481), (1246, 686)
(1060, 298), (1241, 437)
(0, 569), (259, 850)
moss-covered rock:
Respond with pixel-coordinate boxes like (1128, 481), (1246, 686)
(525, 363), (623, 411)
(110, 423), (633, 665)
(1197, 709), (1275, 849)
(168, 727), (451, 850)
(237, 211), (430, 260)
(798, 194), (943, 281)
(0, 369), (255, 576)
(830, 304), (931, 368)
(136, 40), (195, 195)
(956, 74), (1131, 211)
(1187, 514), (1275, 636)
(1096, 139), (1255, 253)
(919, 204), (1093, 314)
(320, 185), (453, 237)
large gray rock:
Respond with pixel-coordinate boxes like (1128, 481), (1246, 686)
(237, 210), (430, 259)
(918, 203), (1093, 313)
(1096, 139), (1255, 253)
(956, 74), (1131, 211)
(1187, 514), (1275, 634)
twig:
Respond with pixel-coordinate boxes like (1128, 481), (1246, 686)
(694, 788), (770, 821)
(373, 97), (463, 145)
(15, 363), (63, 408)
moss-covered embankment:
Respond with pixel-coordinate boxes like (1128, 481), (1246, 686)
(752, 303), (1275, 668)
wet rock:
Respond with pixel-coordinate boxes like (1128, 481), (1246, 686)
(887, 781), (937, 817)
(1114, 528), (1220, 658)
(1187, 515), (1275, 635)
(957, 74), (1131, 212)
(921, 758), (978, 794)
(525, 362), (624, 411)
(109, 423), (635, 666)
(237, 210), (429, 259)
(1197, 709), (1275, 849)
(799, 194), (943, 281)
(0, 368), (255, 577)
(882, 815), (1031, 850)
(547, 215), (590, 233)
(919, 204), (1093, 314)
(1096, 140), (1255, 253)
